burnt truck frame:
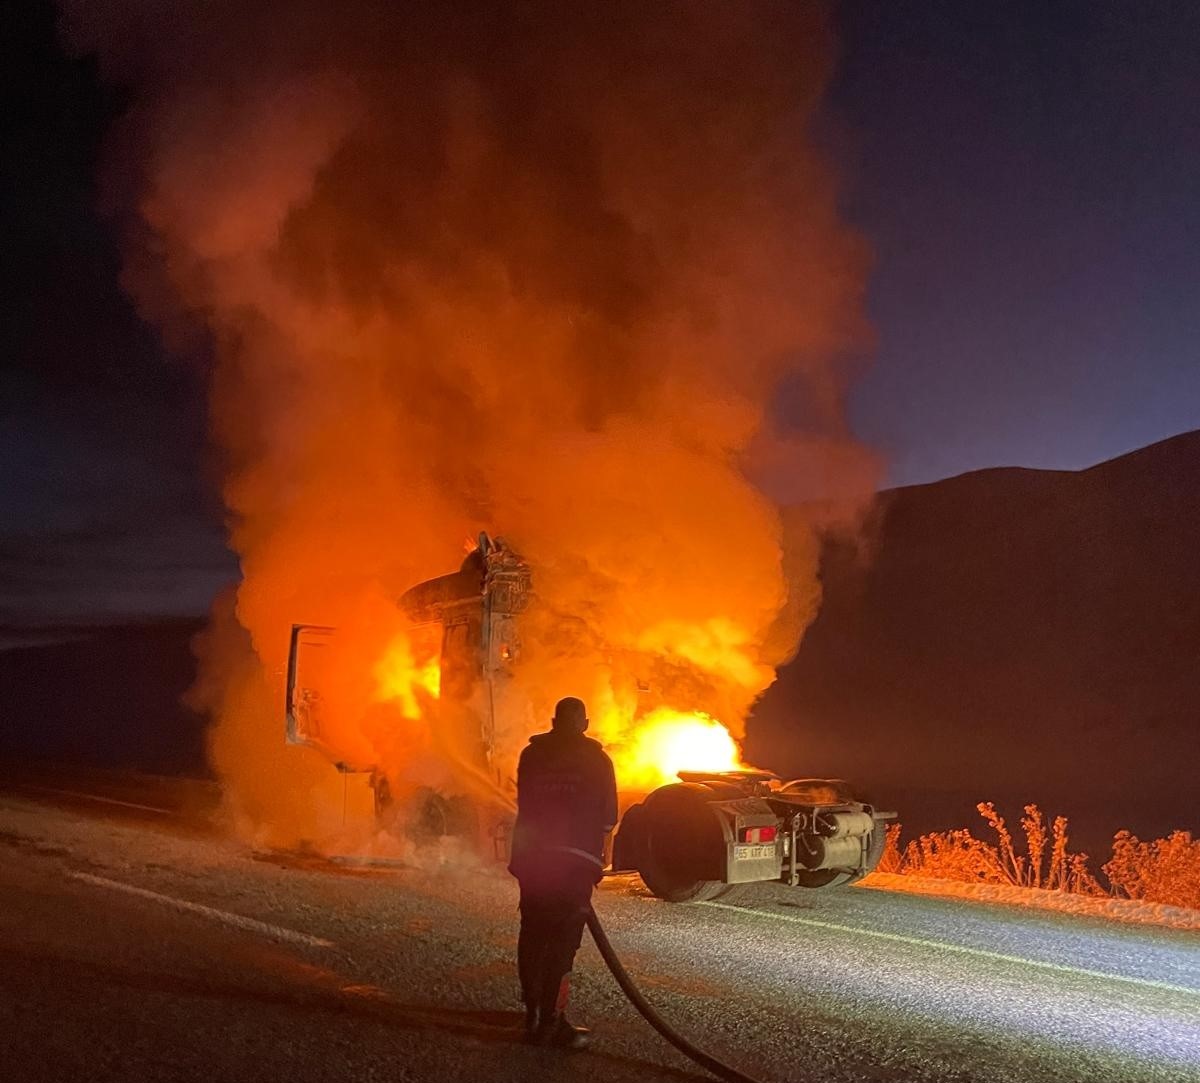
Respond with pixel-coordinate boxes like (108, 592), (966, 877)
(612, 770), (895, 902)
(285, 533), (896, 901)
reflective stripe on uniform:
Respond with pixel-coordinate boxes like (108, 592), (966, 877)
(545, 845), (605, 868)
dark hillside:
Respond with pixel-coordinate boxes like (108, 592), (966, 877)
(748, 431), (1200, 854)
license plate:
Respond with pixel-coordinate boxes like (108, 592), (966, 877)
(734, 843), (775, 862)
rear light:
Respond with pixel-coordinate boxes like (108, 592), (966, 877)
(739, 826), (777, 844)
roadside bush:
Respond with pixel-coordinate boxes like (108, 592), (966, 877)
(883, 805), (1200, 908)
(896, 802), (1103, 894)
(900, 826), (1008, 884)
(1104, 831), (1200, 910)
(976, 802), (1103, 894)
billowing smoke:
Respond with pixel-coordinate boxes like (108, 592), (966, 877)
(63, 1), (874, 844)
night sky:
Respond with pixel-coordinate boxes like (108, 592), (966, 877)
(835, 1), (1200, 485)
(2, 1), (1198, 625)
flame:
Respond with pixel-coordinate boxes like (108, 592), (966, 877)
(606, 707), (745, 792)
(373, 635), (440, 717)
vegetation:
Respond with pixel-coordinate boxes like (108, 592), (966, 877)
(879, 803), (1199, 910)
(1105, 830), (1200, 910)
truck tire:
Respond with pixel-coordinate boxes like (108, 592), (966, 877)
(849, 821), (888, 883)
(635, 784), (727, 903)
(640, 870), (725, 904)
(610, 802), (647, 874)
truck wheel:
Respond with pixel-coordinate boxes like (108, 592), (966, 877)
(640, 870), (725, 904)
(610, 803), (646, 874)
(849, 823), (888, 883)
(635, 784), (726, 903)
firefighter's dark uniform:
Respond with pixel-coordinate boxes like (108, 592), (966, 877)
(508, 698), (617, 1048)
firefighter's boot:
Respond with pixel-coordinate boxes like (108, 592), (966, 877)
(536, 1015), (591, 1051)
(518, 932), (545, 1040)
(534, 975), (590, 1051)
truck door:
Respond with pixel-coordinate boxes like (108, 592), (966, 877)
(285, 624), (342, 759)
(285, 624), (382, 825)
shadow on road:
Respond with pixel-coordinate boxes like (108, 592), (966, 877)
(0, 942), (712, 1082)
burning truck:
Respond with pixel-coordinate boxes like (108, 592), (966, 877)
(287, 533), (893, 901)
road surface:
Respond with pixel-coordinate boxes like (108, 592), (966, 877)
(0, 770), (1196, 1083)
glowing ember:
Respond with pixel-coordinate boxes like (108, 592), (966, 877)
(609, 708), (744, 792)
(373, 635), (440, 718)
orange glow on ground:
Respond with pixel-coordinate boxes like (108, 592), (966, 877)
(608, 708), (744, 792)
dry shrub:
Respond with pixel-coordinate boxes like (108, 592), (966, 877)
(885, 807), (1200, 909)
(900, 827), (1008, 883)
(1104, 831), (1200, 909)
(897, 802), (1104, 894)
(976, 802), (1103, 894)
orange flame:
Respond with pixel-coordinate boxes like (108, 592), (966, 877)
(373, 634), (440, 717)
(602, 707), (745, 792)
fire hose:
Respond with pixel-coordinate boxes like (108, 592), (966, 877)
(585, 905), (766, 1083)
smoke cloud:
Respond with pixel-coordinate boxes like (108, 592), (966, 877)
(63, 1), (874, 844)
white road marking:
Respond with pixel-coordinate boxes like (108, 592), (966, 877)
(19, 784), (174, 816)
(69, 872), (335, 949)
(700, 900), (1199, 998)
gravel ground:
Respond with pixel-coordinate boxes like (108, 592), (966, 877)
(0, 794), (1196, 1083)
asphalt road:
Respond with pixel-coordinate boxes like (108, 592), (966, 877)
(0, 773), (1196, 1083)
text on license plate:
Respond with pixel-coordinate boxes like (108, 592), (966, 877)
(734, 843), (775, 862)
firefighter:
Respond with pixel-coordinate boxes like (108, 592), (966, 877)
(508, 696), (618, 1050)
